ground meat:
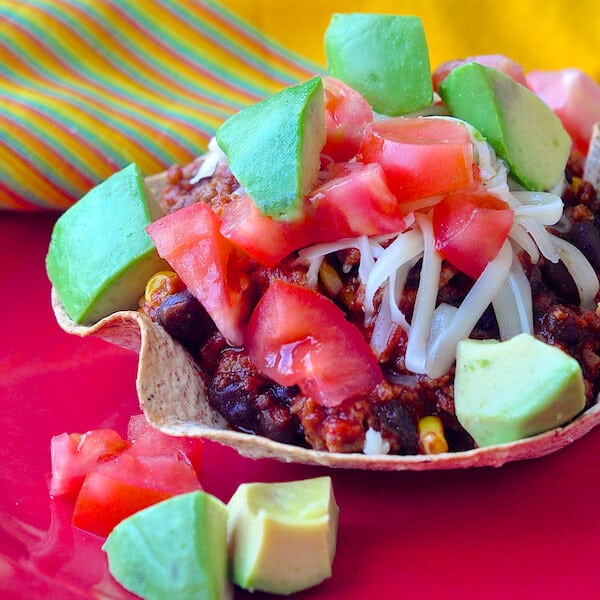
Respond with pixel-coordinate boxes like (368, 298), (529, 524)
(161, 161), (238, 214)
(536, 304), (600, 405)
(290, 395), (371, 453)
(565, 153), (584, 181)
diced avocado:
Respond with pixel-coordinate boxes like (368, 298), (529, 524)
(46, 163), (167, 324)
(102, 491), (232, 600)
(438, 63), (571, 191)
(324, 13), (433, 116)
(216, 77), (325, 219)
(227, 476), (339, 595)
(454, 333), (585, 447)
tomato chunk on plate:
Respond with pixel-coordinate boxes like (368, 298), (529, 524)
(126, 413), (203, 474)
(49, 429), (130, 498)
(219, 192), (314, 267)
(359, 117), (474, 208)
(307, 162), (407, 237)
(72, 451), (202, 537)
(432, 188), (514, 279)
(246, 279), (383, 407)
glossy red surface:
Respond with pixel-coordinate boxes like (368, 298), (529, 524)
(2, 211), (600, 599)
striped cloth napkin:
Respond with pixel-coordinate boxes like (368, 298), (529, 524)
(1, 0), (598, 211)
(0, 0), (317, 210)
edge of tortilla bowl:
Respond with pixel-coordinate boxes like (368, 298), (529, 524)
(51, 288), (600, 471)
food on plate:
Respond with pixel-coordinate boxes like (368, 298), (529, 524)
(454, 333), (585, 447)
(103, 491), (232, 600)
(46, 163), (167, 325)
(101, 477), (337, 599)
(47, 13), (600, 470)
(49, 429), (130, 497)
(438, 62), (571, 191)
(324, 13), (432, 115)
(49, 415), (204, 537)
(227, 477), (338, 595)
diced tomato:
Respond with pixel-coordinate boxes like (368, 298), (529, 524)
(246, 279), (383, 407)
(146, 201), (253, 346)
(432, 54), (527, 91)
(359, 117), (475, 207)
(307, 162), (407, 236)
(220, 192), (314, 267)
(126, 414), (203, 473)
(54, 416), (205, 537)
(321, 76), (373, 162)
(221, 162), (406, 267)
(72, 451), (202, 537)
(49, 430), (130, 498)
(432, 188), (514, 279)
(526, 68), (600, 156)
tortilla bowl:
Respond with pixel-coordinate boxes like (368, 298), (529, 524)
(51, 288), (600, 471)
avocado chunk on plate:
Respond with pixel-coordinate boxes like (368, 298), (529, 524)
(103, 491), (232, 600)
(227, 476), (339, 595)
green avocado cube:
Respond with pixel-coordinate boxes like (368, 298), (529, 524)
(438, 62), (571, 190)
(46, 163), (167, 324)
(454, 333), (586, 447)
(325, 13), (433, 115)
(103, 491), (232, 600)
(216, 77), (325, 220)
(227, 476), (339, 595)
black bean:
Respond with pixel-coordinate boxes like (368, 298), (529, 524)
(539, 305), (585, 348)
(207, 349), (300, 443)
(570, 220), (600, 270)
(209, 383), (257, 431)
(541, 259), (580, 305)
(207, 350), (261, 424)
(156, 290), (213, 346)
(374, 397), (419, 455)
(256, 389), (304, 444)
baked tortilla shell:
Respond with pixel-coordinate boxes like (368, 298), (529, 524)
(51, 288), (600, 471)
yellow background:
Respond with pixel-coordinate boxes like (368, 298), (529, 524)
(220, 0), (600, 80)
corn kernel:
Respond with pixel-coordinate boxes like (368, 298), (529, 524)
(319, 260), (343, 297)
(142, 270), (182, 304)
(418, 415), (449, 455)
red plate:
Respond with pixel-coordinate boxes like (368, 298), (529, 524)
(2, 211), (600, 599)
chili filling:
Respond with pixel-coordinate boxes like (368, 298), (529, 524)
(138, 153), (600, 455)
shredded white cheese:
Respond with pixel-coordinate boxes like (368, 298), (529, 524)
(363, 428), (391, 455)
(189, 137), (226, 184)
(294, 115), (600, 380)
